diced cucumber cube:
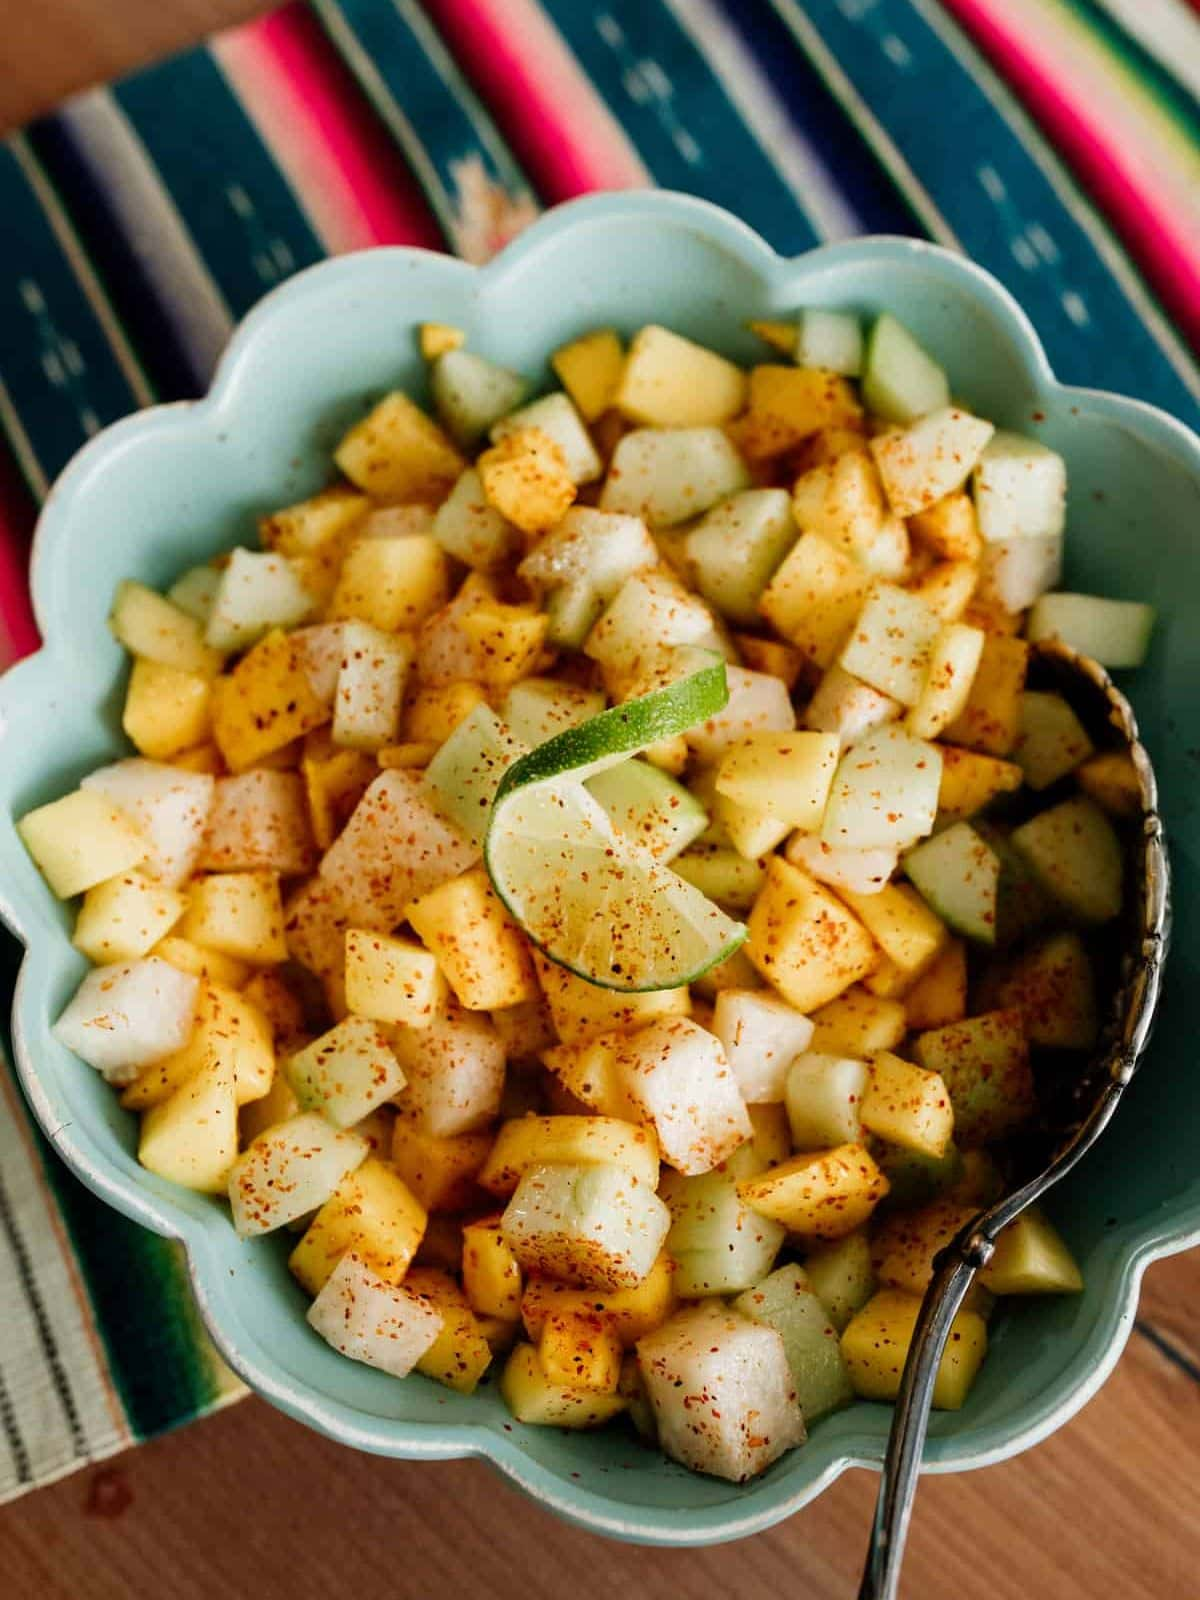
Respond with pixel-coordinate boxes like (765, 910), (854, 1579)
(786, 1053), (868, 1149)
(433, 468), (517, 570)
(683, 489), (797, 627)
(903, 821), (1001, 945)
(1026, 592), (1155, 669)
(734, 1264), (856, 1422)
(544, 580), (605, 650)
(1010, 796), (1122, 925)
(205, 548), (315, 652)
(430, 349), (528, 446)
(795, 309), (863, 377)
(585, 758), (708, 862)
(913, 1010), (1034, 1146)
(870, 407), (994, 519)
(973, 432), (1066, 542)
(671, 845), (767, 912)
(168, 564), (221, 623)
(861, 314), (950, 424)
(501, 678), (605, 746)
(878, 1143), (964, 1213)
(599, 427), (751, 527)
(660, 1169), (785, 1297)
(803, 1230), (876, 1333)
(423, 703), (526, 846)
(1013, 691), (1094, 790)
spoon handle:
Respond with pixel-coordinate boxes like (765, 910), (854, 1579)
(857, 1245), (985, 1600)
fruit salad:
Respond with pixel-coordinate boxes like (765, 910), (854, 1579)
(18, 308), (1153, 1483)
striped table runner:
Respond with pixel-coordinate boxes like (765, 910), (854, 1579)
(1, 0), (1197, 1503)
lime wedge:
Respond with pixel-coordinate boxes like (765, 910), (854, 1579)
(485, 653), (747, 991)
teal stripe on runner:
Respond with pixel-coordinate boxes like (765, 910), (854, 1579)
(535, 0), (825, 254)
(114, 50), (326, 322)
(312, 0), (539, 259)
(766, 0), (1200, 426)
(0, 140), (152, 495)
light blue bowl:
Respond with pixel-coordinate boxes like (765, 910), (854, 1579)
(2, 192), (1199, 1545)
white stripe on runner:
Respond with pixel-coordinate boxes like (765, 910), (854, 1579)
(0, 1065), (131, 1505)
(909, 0), (1200, 406)
(56, 90), (234, 387)
(765, 0), (961, 248)
(661, 0), (863, 241)
(1093, 0), (1200, 105)
(0, 378), (49, 502)
(7, 136), (156, 410)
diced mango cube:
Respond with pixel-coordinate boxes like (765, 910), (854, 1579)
(860, 1050), (954, 1158)
(747, 857), (878, 1012)
(334, 391), (465, 501)
(179, 871), (287, 965)
(407, 867), (539, 1010)
(18, 789), (147, 899)
(123, 658), (212, 760)
(389, 1122), (491, 1213)
(344, 928), (447, 1027)
(73, 872), (186, 964)
(500, 1341), (628, 1427)
(841, 1289), (987, 1409)
(552, 328), (624, 422)
(405, 1267), (493, 1393)
(211, 629), (329, 772)
(737, 1144), (888, 1240)
(462, 1215), (524, 1320)
(328, 535), (449, 631)
(289, 1158), (426, 1295)
(477, 427), (576, 535)
(538, 1311), (622, 1393)
(479, 1115), (660, 1196)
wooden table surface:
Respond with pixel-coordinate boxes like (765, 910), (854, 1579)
(2, 4), (1199, 1595)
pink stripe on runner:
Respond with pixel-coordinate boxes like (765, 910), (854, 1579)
(214, 3), (442, 253)
(941, 0), (1200, 348)
(421, 0), (649, 200)
(0, 456), (39, 667)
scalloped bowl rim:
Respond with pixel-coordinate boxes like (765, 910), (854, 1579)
(3, 190), (1199, 1546)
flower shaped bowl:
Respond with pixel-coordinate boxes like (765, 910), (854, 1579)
(2, 192), (1199, 1545)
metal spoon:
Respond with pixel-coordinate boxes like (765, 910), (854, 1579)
(858, 639), (1171, 1600)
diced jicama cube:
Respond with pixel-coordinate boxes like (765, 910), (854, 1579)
(501, 1161), (671, 1290)
(477, 427), (576, 535)
(734, 1264), (855, 1422)
(1010, 795), (1122, 925)
(785, 834), (897, 898)
(860, 1051), (953, 1158)
(907, 623), (985, 741)
(18, 789), (147, 899)
(432, 467), (518, 570)
(870, 407), (994, 518)
(637, 1302), (806, 1482)
(391, 1006), (505, 1136)
(802, 663), (900, 750)
(180, 871), (287, 965)
(660, 1169), (785, 1296)
(331, 625), (412, 751)
(913, 1009), (1033, 1146)
(551, 328), (624, 421)
(228, 1112), (369, 1236)
(109, 579), (223, 676)
(73, 872), (187, 965)
(307, 1253), (442, 1377)
(785, 1053), (868, 1149)
(712, 989), (815, 1104)
(288, 1016), (406, 1128)
(499, 1341), (628, 1427)
(344, 929), (446, 1028)
(83, 760), (214, 888)
(809, 986), (906, 1057)
(737, 1144), (889, 1239)
(791, 451), (909, 581)
(795, 309), (862, 375)
(973, 432), (1066, 542)
(978, 534), (1061, 613)
(585, 569), (718, 682)
(318, 770), (477, 931)
(491, 392), (602, 484)
(422, 704), (525, 848)
(428, 348), (528, 448)
(430, 348), (528, 446)
(861, 314), (949, 424)
(820, 726), (943, 853)
(613, 1018), (751, 1177)
(1013, 691), (1094, 790)
(502, 678), (605, 747)
(600, 427), (751, 526)
(747, 858), (878, 1012)
(758, 532), (869, 667)
(614, 325), (746, 427)
(54, 957), (198, 1085)
(414, 573), (495, 686)
(842, 1290), (986, 1409)
(1026, 592), (1155, 669)
(138, 1052), (238, 1193)
(289, 1157), (426, 1293)
(200, 770), (316, 876)
(840, 583), (943, 706)
(205, 548), (314, 652)
(981, 930), (1098, 1051)
(586, 760), (708, 862)
(479, 1115), (660, 1196)
(683, 489), (797, 626)
(715, 732), (839, 832)
(684, 666), (795, 765)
